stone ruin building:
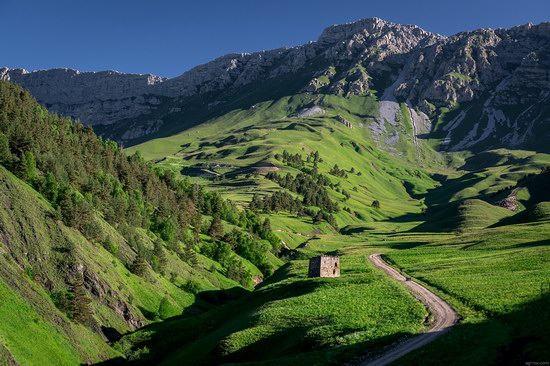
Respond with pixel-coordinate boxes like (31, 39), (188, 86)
(308, 255), (340, 278)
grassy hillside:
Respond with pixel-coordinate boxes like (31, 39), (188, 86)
(0, 81), (288, 365)
(386, 223), (550, 365)
(413, 199), (514, 232)
(110, 249), (428, 365)
(112, 218), (550, 365)
(120, 86), (550, 365)
(2, 70), (550, 365)
(0, 163), (244, 364)
(128, 93), (446, 238)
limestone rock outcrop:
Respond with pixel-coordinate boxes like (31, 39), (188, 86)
(3, 18), (550, 150)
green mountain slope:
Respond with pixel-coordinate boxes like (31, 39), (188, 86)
(119, 78), (550, 365)
(0, 81), (288, 364)
(2, 18), (550, 365)
(127, 93), (444, 239)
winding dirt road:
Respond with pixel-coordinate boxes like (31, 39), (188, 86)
(360, 254), (458, 366)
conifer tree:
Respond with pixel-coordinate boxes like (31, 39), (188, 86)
(70, 270), (93, 324)
(152, 239), (168, 274)
(0, 132), (10, 164)
(131, 253), (149, 277)
(208, 215), (224, 239)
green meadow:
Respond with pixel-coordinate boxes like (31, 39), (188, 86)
(117, 92), (550, 365)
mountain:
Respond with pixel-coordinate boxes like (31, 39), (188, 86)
(3, 18), (550, 152)
(1, 17), (550, 366)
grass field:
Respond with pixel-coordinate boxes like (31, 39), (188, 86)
(118, 92), (550, 365)
(112, 249), (428, 365)
(3, 87), (550, 364)
(111, 217), (550, 365)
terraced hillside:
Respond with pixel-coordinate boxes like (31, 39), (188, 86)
(126, 93), (446, 243)
(1, 17), (550, 366)
(119, 83), (550, 365)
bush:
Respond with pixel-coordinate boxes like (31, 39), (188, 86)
(102, 238), (119, 255)
(182, 280), (202, 294)
(81, 221), (102, 242)
(226, 258), (252, 287)
(158, 296), (181, 320)
(130, 255), (149, 277)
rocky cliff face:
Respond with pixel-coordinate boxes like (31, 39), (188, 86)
(1, 18), (440, 127)
(3, 18), (550, 151)
(0, 68), (166, 125)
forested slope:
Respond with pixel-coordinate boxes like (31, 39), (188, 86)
(0, 81), (282, 364)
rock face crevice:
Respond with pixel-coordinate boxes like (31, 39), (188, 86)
(2, 18), (550, 150)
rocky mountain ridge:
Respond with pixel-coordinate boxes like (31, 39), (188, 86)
(1, 18), (437, 123)
(3, 18), (550, 151)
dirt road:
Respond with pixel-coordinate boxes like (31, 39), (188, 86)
(359, 254), (458, 366)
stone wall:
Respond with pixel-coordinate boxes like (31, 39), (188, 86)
(308, 255), (340, 278)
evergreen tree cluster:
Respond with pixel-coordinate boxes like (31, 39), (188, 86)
(0, 81), (279, 286)
(329, 164), (348, 178)
(250, 191), (304, 215)
(274, 150), (304, 169)
(200, 241), (252, 286)
(249, 191), (338, 229)
(265, 172), (339, 213)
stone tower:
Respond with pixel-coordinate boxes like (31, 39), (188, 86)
(308, 255), (340, 278)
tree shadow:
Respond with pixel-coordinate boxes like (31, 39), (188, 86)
(392, 295), (550, 366)
(92, 264), (327, 365)
(511, 239), (550, 249)
(92, 272), (550, 366)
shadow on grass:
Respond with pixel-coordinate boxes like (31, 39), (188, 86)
(386, 241), (429, 250)
(93, 278), (550, 366)
(229, 293), (550, 366)
(93, 264), (328, 365)
(392, 295), (550, 366)
(340, 226), (374, 235)
(511, 239), (550, 249)
(221, 331), (415, 366)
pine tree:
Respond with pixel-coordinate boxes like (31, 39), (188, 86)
(249, 193), (263, 211)
(152, 239), (168, 274)
(131, 253), (149, 277)
(43, 172), (60, 203)
(207, 215), (224, 239)
(262, 217), (272, 235)
(313, 210), (323, 224)
(70, 270), (93, 324)
(0, 132), (10, 165)
(23, 151), (38, 183)
(183, 240), (198, 267)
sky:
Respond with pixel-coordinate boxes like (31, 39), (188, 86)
(2, 0), (550, 78)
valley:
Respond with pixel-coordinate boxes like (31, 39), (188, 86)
(0, 15), (549, 366)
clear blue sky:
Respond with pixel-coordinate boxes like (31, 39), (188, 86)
(2, 0), (549, 78)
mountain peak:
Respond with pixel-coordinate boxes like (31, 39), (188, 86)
(317, 17), (444, 45)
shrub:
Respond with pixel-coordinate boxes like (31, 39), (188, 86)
(182, 280), (202, 294)
(158, 296), (181, 320)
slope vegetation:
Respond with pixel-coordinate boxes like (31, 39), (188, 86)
(0, 81), (284, 364)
